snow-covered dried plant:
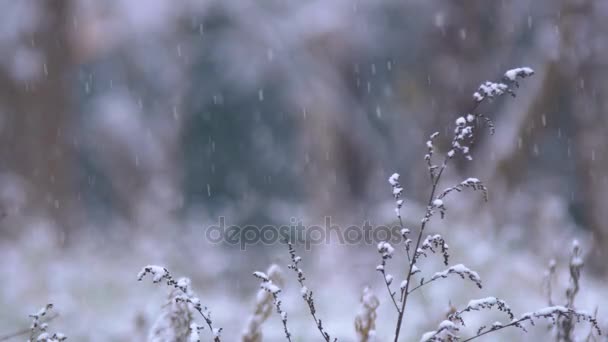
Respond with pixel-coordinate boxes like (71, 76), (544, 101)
(380, 66), (600, 342)
(544, 240), (599, 342)
(252, 66), (600, 341)
(354, 287), (380, 342)
(286, 242), (336, 341)
(137, 265), (222, 342)
(147, 277), (195, 342)
(244, 264), (288, 342)
(27, 304), (66, 342)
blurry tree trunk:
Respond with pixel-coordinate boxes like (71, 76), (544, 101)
(0, 1), (78, 236)
(294, 34), (378, 223)
(563, 0), (608, 269)
(572, 64), (608, 269)
(548, 0), (608, 271)
(473, 0), (608, 271)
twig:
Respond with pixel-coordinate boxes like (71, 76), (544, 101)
(460, 317), (529, 342)
(138, 266), (222, 341)
(0, 313), (59, 341)
(286, 242), (335, 342)
(393, 68), (535, 341)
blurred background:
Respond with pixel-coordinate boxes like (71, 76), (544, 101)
(1, 0), (608, 340)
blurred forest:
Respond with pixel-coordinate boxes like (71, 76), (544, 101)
(1, 0), (607, 256)
(1, 0), (608, 341)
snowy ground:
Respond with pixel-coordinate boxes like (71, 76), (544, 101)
(1, 198), (606, 341)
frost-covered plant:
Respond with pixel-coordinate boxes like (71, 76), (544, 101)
(385, 67), (531, 340)
(147, 277), (195, 342)
(244, 264), (290, 342)
(137, 265), (222, 342)
(250, 243), (348, 342)
(544, 240), (599, 342)
(379, 67), (601, 342)
(285, 242), (336, 341)
(354, 287), (380, 342)
(27, 304), (66, 342)
(246, 66), (600, 341)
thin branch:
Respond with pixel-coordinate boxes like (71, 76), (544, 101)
(393, 75), (507, 340)
(379, 267), (400, 312)
(393, 154), (449, 342)
(407, 277), (439, 295)
(286, 242), (335, 342)
(460, 317), (529, 342)
(0, 314), (59, 341)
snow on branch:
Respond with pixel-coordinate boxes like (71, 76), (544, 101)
(424, 132), (441, 181)
(137, 265), (171, 283)
(460, 305), (601, 342)
(422, 292), (602, 342)
(354, 287), (380, 342)
(431, 264), (482, 288)
(286, 242), (336, 341)
(376, 241), (401, 312)
(503, 67), (534, 85)
(448, 297), (514, 326)
(419, 320), (459, 342)
(408, 264), (482, 295)
(388, 173), (405, 220)
(27, 304), (66, 342)
(250, 265), (292, 342)
(138, 265), (222, 342)
(439, 178), (487, 201)
(415, 234), (450, 266)
(472, 66), (534, 103)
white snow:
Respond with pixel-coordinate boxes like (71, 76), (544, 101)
(189, 323), (200, 342)
(504, 67), (534, 81)
(260, 281), (281, 294)
(431, 264), (481, 287)
(137, 265), (170, 283)
(491, 321), (503, 328)
(466, 297), (498, 310)
(253, 271), (269, 281)
(377, 241), (395, 257)
(473, 92), (483, 102)
(419, 331), (436, 342)
(438, 320), (457, 330)
(388, 173), (400, 186)
(419, 320), (458, 342)
(532, 305), (568, 316)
